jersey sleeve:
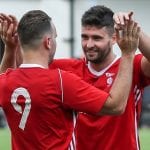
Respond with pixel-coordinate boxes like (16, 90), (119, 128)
(0, 73), (6, 106)
(59, 70), (109, 114)
(134, 54), (150, 87)
(49, 59), (74, 69)
(0, 69), (13, 106)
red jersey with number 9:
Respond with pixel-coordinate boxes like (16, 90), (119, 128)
(0, 65), (108, 150)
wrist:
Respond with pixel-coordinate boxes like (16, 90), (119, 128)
(121, 53), (135, 63)
(121, 52), (135, 58)
(5, 45), (17, 53)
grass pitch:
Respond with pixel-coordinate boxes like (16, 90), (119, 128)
(0, 127), (150, 150)
(0, 128), (11, 150)
(139, 128), (150, 150)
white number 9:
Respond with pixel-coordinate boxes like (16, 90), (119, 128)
(11, 87), (31, 130)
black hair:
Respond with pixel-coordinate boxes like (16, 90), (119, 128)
(18, 10), (52, 49)
(82, 5), (114, 35)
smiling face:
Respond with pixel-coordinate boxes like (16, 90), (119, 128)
(81, 25), (116, 64)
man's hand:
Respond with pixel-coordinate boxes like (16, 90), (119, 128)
(116, 20), (140, 55)
(0, 13), (22, 72)
(113, 11), (133, 29)
(0, 13), (19, 50)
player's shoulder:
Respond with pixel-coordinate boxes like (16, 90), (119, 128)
(49, 58), (86, 70)
(53, 58), (85, 65)
(114, 54), (142, 66)
(0, 68), (14, 77)
(58, 68), (82, 81)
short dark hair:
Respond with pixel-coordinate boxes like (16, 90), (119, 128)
(18, 10), (52, 49)
(81, 5), (114, 35)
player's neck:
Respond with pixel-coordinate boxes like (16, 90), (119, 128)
(22, 50), (49, 68)
(89, 53), (116, 72)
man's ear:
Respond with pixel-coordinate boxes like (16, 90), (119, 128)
(43, 36), (51, 50)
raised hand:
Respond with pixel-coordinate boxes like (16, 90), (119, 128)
(0, 13), (22, 72)
(116, 20), (140, 55)
(113, 11), (133, 30)
(0, 13), (19, 50)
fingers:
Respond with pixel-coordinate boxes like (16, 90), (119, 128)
(126, 20), (140, 39)
(0, 20), (8, 40)
(123, 20), (140, 40)
(115, 20), (128, 40)
(0, 13), (18, 31)
(120, 21), (128, 39)
(2, 20), (9, 40)
(114, 11), (134, 31)
(0, 13), (18, 40)
(121, 21), (140, 52)
(127, 20), (134, 38)
(114, 11), (133, 24)
(0, 13), (18, 22)
(0, 13), (19, 53)
(0, 14), (10, 39)
(6, 23), (14, 42)
(9, 15), (18, 23)
(132, 22), (140, 39)
(1, 20), (12, 42)
(128, 11), (133, 20)
(9, 15), (18, 34)
(115, 11), (140, 55)
(0, 13), (12, 25)
(114, 11), (137, 40)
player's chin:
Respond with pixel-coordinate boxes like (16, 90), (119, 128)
(86, 56), (97, 62)
(87, 52), (98, 58)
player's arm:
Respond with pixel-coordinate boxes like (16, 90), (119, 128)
(0, 13), (22, 73)
(139, 31), (150, 77)
(100, 20), (140, 114)
(113, 11), (150, 78)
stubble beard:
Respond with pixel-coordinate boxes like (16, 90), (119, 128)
(86, 46), (111, 64)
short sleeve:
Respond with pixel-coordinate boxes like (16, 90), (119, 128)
(59, 70), (109, 114)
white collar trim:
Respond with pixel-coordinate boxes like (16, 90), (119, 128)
(19, 64), (45, 68)
(87, 56), (120, 76)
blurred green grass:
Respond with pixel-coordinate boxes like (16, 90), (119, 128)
(139, 128), (150, 150)
(0, 128), (11, 150)
(0, 127), (150, 150)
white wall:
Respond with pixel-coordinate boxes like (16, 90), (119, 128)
(0, 0), (150, 58)
(0, 0), (71, 58)
(74, 0), (150, 57)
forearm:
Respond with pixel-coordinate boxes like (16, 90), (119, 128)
(101, 54), (134, 115)
(139, 31), (150, 61)
(16, 45), (23, 67)
(0, 46), (17, 73)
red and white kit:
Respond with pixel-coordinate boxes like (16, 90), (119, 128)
(0, 64), (108, 150)
(50, 54), (150, 150)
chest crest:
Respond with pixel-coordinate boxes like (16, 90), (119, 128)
(105, 72), (115, 86)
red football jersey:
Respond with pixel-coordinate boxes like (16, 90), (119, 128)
(50, 54), (150, 150)
(0, 64), (108, 150)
